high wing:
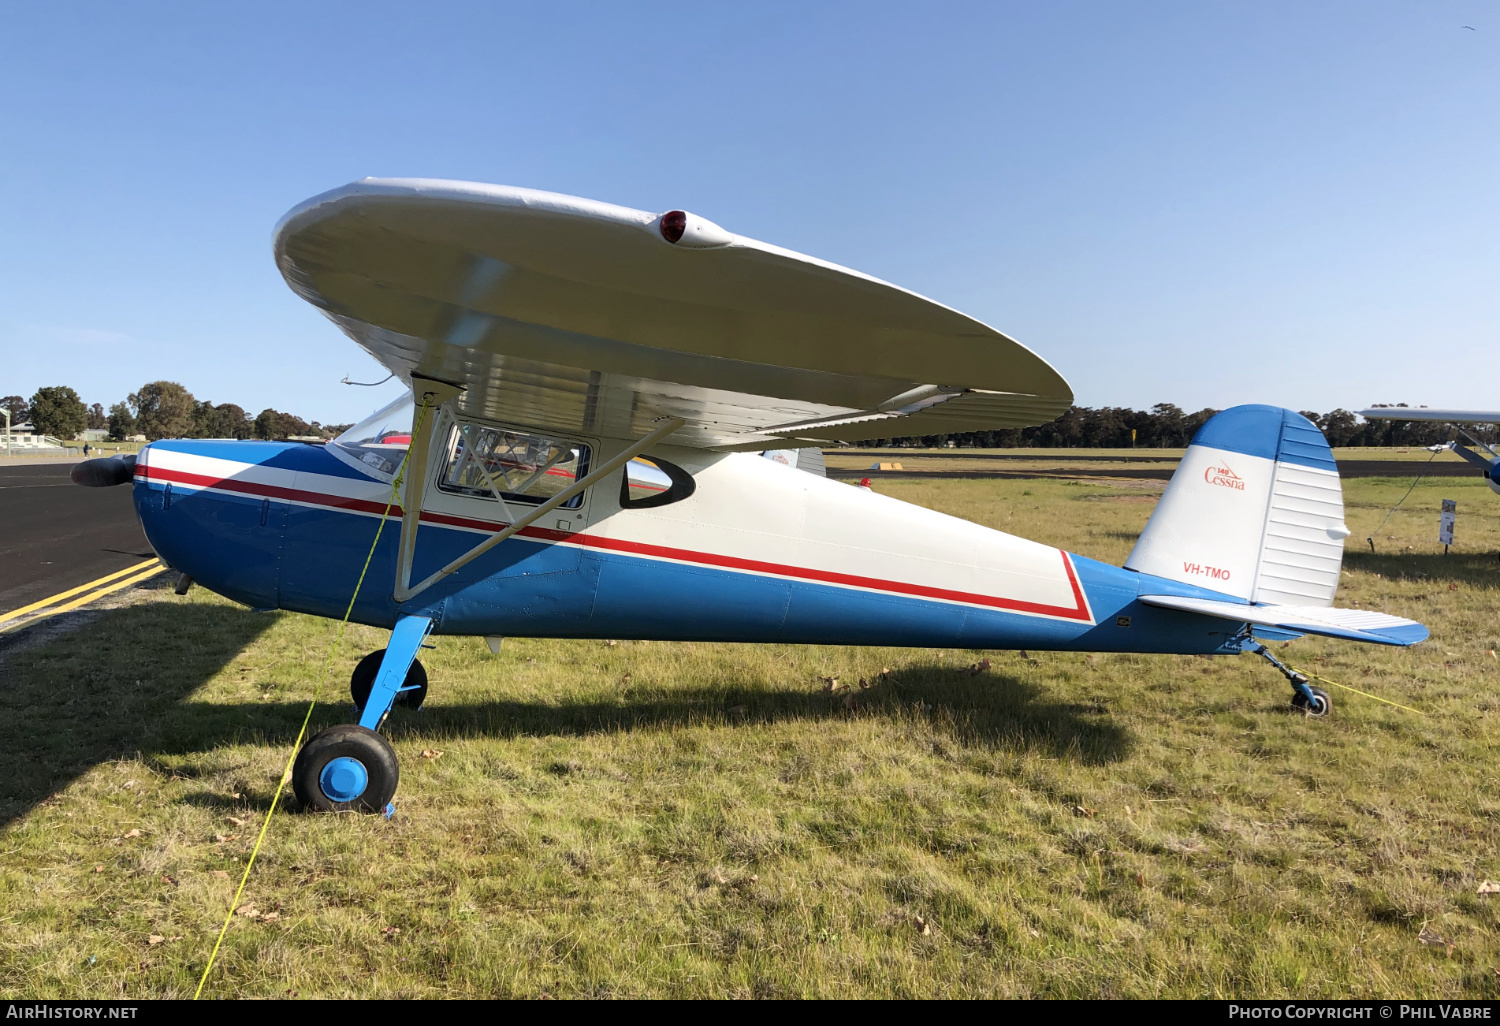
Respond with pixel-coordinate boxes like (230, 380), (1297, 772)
(1357, 408), (1500, 424)
(274, 179), (1072, 449)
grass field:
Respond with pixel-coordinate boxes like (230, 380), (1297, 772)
(2, 474), (1498, 998)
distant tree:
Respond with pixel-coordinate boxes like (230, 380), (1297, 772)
(28, 386), (88, 440)
(1, 395), (29, 427)
(218, 403), (252, 439)
(253, 408), (284, 440)
(129, 381), (196, 440)
(107, 402), (136, 441)
(189, 400), (218, 438)
(86, 402), (106, 430)
(190, 401), (254, 439)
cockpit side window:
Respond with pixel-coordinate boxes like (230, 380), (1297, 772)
(620, 456), (696, 509)
(438, 422), (590, 509)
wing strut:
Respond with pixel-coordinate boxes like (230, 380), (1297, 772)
(393, 413), (685, 603)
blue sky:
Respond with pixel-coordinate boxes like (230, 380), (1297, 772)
(1, 1), (1495, 424)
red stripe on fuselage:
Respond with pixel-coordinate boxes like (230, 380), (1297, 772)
(136, 464), (1093, 622)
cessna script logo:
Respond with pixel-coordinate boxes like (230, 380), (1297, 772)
(1203, 462), (1245, 490)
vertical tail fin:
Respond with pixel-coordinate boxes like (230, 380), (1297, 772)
(1125, 405), (1351, 606)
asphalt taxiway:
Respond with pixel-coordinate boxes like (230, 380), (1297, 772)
(0, 461), (154, 618)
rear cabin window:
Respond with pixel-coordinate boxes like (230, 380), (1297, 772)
(620, 456), (696, 509)
(439, 424), (590, 509)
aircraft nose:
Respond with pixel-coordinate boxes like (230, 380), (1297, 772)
(132, 440), (287, 610)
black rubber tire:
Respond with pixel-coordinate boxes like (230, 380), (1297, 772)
(291, 724), (400, 813)
(350, 649), (428, 712)
(1291, 685), (1332, 718)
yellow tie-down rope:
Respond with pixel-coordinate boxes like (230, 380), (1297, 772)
(1288, 664), (1424, 716)
(194, 401), (429, 999)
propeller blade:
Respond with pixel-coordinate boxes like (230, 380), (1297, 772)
(71, 454), (137, 487)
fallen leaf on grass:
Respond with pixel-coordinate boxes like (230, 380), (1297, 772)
(1478, 881), (1500, 895)
(160, 874), (177, 886)
(382, 926), (400, 938)
(419, 749), (443, 760)
(226, 816), (247, 826)
(92, 865), (104, 873)
(1073, 805), (1096, 818)
(261, 912), (280, 923)
(211, 870), (230, 880)
(236, 904), (260, 919)
(122, 829), (142, 839)
(1418, 927), (1454, 954)
(147, 935), (165, 946)
(214, 834), (240, 843)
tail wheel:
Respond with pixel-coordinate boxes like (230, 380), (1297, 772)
(1291, 686), (1332, 718)
(291, 724), (399, 813)
(350, 649), (428, 712)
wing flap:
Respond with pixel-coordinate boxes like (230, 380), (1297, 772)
(1138, 594), (1429, 647)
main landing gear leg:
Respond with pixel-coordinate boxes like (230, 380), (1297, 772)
(1243, 637), (1331, 718)
(291, 615), (434, 813)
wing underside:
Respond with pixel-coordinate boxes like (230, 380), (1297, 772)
(276, 179), (1073, 448)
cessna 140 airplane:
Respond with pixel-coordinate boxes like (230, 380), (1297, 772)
(1356, 407), (1500, 495)
(74, 179), (1427, 814)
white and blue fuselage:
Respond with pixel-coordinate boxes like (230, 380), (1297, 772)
(132, 437), (1254, 656)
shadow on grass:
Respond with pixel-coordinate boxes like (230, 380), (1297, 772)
(391, 665), (1130, 766)
(1344, 549), (1500, 584)
(0, 603), (1129, 827)
(0, 599), (276, 829)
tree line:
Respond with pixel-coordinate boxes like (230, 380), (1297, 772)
(4, 385), (1491, 450)
(858, 403), (1500, 449)
(1, 382), (352, 443)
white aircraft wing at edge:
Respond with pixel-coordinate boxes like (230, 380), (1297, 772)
(1357, 408), (1500, 424)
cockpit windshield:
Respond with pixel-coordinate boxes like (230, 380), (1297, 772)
(332, 392), (414, 478)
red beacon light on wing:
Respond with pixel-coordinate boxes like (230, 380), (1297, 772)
(656, 209), (734, 248)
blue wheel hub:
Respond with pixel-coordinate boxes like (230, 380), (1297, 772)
(320, 756), (369, 803)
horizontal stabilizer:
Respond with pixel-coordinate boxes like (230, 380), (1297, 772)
(1138, 594), (1428, 647)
